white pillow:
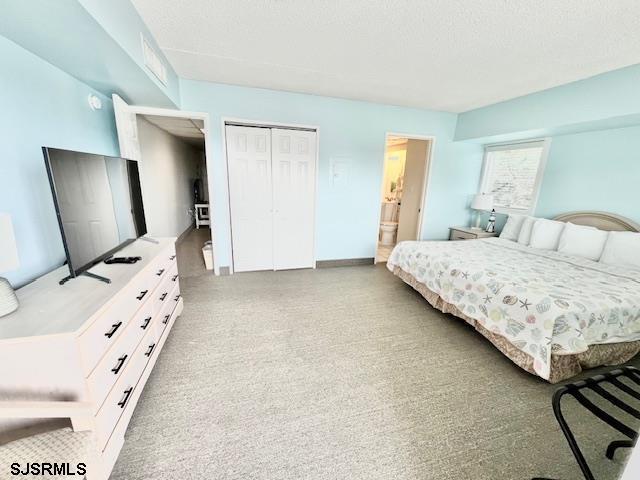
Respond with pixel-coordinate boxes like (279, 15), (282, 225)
(517, 217), (536, 245)
(500, 214), (526, 241)
(529, 219), (565, 250)
(600, 231), (640, 269)
(557, 222), (608, 261)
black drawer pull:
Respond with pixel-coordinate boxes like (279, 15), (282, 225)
(141, 317), (152, 330)
(117, 387), (133, 409)
(174, 294), (181, 302)
(159, 292), (168, 301)
(171, 274), (178, 282)
(163, 314), (170, 325)
(145, 343), (156, 357)
(156, 268), (165, 276)
(169, 255), (176, 260)
(111, 354), (128, 374)
(136, 290), (149, 300)
(104, 322), (122, 339)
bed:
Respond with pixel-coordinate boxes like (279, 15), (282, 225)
(387, 211), (640, 383)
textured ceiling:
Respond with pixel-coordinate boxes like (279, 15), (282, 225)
(143, 114), (205, 147)
(131, 0), (640, 112)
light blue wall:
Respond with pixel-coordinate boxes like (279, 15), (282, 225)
(1, 0), (179, 108)
(454, 63), (640, 231)
(535, 125), (640, 224)
(455, 64), (640, 142)
(0, 36), (119, 287)
(180, 80), (482, 267)
(3, 2), (636, 281)
(478, 124), (640, 232)
(78, 0), (181, 104)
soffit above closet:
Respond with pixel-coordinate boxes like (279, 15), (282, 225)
(131, 0), (640, 112)
(142, 115), (205, 148)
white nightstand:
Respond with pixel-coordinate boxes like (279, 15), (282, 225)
(449, 226), (498, 241)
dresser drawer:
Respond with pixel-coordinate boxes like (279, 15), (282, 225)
(87, 302), (153, 412)
(157, 283), (181, 337)
(155, 246), (177, 280)
(449, 230), (477, 240)
(100, 326), (162, 458)
(79, 268), (162, 375)
(152, 263), (179, 316)
(95, 325), (159, 451)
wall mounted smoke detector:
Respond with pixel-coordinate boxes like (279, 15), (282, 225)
(88, 94), (103, 110)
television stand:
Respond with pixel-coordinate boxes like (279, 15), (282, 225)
(59, 271), (111, 286)
(0, 237), (182, 480)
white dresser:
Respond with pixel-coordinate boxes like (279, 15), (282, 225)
(0, 238), (183, 479)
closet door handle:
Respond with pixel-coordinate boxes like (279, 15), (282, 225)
(169, 255), (176, 260)
(174, 294), (181, 302)
(160, 292), (168, 301)
(117, 388), (133, 409)
(144, 343), (156, 357)
(163, 314), (170, 325)
(104, 322), (122, 339)
(171, 274), (179, 282)
(136, 290), (149, 300)
(141, 317), (152, 330)
(111, 355), (128, 374)
(156, 268), (165, 276)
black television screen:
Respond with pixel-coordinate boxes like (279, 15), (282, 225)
(42, 147), (147, 279)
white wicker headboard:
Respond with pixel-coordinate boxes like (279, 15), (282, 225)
(553, 211), (640, 232)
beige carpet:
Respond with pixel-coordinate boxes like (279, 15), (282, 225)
(176, 227), (211, 278)
(110, 230), (639, 479)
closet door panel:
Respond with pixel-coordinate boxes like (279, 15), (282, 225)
(226, 126), (273, 272)
(272, 129), (317, 270)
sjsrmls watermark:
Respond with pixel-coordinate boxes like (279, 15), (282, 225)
(9, 462), (87, 476)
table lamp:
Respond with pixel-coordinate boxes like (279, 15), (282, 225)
(0, 213), (20, 317)
(470, 193), (494, 230)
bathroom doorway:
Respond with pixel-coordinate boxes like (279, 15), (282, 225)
(376, 133), (433, 263)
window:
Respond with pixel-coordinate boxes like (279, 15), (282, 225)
(479, 139), (550, 214)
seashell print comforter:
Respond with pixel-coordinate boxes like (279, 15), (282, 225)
(387, 237), (640, 380)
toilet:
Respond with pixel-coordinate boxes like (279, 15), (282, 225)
(379, 202), (399, 245)
(380, 221), (398, 245)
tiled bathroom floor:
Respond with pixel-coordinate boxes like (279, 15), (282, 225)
(375, 243), (395, 263)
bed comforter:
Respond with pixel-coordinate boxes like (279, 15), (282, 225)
(387, 237), (640, 380)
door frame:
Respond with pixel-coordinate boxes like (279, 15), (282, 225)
(221, 117), (320, 274)
(113, 100), (220, 274)
(375, 132), (436, 263)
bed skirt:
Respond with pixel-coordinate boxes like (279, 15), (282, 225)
(393, 266), (640, 383)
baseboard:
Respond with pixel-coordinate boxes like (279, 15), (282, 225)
(176, 224), (195, 244)
(316, 258), (375, 268)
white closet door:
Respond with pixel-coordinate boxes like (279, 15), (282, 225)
(226, 125), (273, 272)
(271, 129), (317, 270)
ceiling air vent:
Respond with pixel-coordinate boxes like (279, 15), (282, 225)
(141, 34), (167, 86)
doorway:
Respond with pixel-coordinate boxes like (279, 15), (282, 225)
(137, 114), (211, 277)
(112, 96), (215, 276)
(375, 134), (433, 263)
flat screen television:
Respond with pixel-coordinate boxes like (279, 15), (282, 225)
(42, 147), (147, 282)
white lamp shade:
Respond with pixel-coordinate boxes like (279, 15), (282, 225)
(0, 213), (19, 273)
(471, 193), (494, 211)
